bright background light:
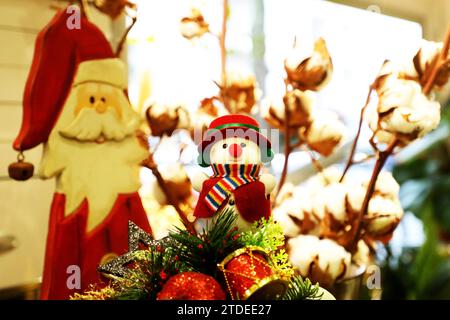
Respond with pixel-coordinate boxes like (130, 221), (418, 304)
(263, 0), (422, 132)
(128, 0), (223, 114)
(127, 0), (422, 164)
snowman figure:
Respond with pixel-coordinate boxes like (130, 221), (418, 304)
(192, 114), (276, 230)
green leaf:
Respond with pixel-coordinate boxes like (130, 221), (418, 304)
(409, 201), (445, 299)
(424, 260), (450, 299)
(239, 216), (285, 251)
(398, 179), (432, 214)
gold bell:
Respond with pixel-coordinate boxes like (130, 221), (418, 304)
(8, 152), (34, 181)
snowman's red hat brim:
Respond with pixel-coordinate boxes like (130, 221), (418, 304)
(198, 126), (271, 154)
(197, 114), (273, 167)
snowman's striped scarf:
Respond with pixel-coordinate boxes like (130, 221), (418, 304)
(205, 163), (261, 213)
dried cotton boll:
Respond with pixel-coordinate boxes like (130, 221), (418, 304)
(146, 103), (191, 137)
(292, 203), (322, 236)
(402, 40), (450, 88)
(309, 183), (338, 222)
(177, 108), (190, 129)
(291, 188), (317, 217)
(312, 183), (348, 222)
(314, 182), (365, 249)
(313, 182), (364, 221)
(417, 40), (450, 87)
(284, 37), (333, 91)
(221, 72), (258, 114)
(272, 199), (301, 238)
(149, 205), (186, 240)
(367, 171), (400, 200)
(272, 183), (322, 235)
(379, 87), (440, 143)
(282, 89), (314, 127)
(152, 163), (193, 207)
(190, 97), (228, 139)
(307, 166), (343, 190)
(190, 110), (214, 139)
(273, 195), (320, 237)
(309, 190), (326, 221)
(365, 196), (404, 242)
(300, 110), (346, 157)
(262, 90), (314, 130)
(370, 61), (442, 145)
(261, 98), (284, 129)
(273, 182), (296, 207)
(365, 102), (398, 146)
(140, 191), (186, 239)
(263, 90), (314, 129)
(288, 235), (351, 288)
(377, 78), (420, 114)
(282, 89), (313, 127)
(380, 88), (440, 142)
(373, 60), (399, 96)
(345, 184), (366, 213)
(352, 240), (371, 267)
(180, 8), (209, 40)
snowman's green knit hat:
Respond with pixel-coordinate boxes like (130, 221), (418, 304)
(197, 114), (274, 167)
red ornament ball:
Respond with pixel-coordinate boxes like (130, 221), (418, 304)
(157, 272), (226, 300)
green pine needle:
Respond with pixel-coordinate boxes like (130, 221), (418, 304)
(283, 275), (323, 300)
(169, 207), (242, 277)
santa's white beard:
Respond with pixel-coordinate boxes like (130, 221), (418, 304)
(40, 107), (149, 232)
(59, 107), (139, 142)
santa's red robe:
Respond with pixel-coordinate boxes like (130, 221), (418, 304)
(40, 192), (152, 300)
(193, 178), (270, 222)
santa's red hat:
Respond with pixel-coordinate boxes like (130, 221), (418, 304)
(13, 7), (127, 151)
(197, 114), (273, 167)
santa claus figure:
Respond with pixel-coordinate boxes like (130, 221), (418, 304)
(192, 115), (276, 229)
(11, 9), (151, 299)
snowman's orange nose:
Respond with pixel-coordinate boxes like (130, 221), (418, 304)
(229, 143), (242, 158)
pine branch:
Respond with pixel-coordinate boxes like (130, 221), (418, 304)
(73, 210), (304, 300)
(283, 275), (323, 300)
(72, 245), (187, 300)
(169, 207), (242, 277)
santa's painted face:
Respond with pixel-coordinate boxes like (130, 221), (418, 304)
(59, 83), (138, 143)
(75, 82), (122, 118)
(209, 137), (261, 164)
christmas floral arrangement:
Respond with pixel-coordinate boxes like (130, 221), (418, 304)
(72, 209), (331, 300)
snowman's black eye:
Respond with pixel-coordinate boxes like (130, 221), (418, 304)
(89, 96), (95, 104)
(222, 143), (228, 149)
(240, 143), (246, 148)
